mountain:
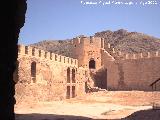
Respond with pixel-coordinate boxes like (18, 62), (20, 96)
(30, 39), (73, 57)
(95, 29), (160, 53)
(30, 29), (160, 57)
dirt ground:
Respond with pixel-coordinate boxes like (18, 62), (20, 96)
(15, 91), (160, 120)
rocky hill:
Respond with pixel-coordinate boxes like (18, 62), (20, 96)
(95, 29), (160, 53)
(30, 29), (160, 57)
(30, 39), (73, 57)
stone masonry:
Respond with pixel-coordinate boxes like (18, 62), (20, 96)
(14, 36), (160, 101)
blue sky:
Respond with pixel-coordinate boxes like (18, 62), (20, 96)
(18, 0), (160, 45)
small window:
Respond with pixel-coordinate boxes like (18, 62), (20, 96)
(32, 48), (35, 56)
(39, 50), (41, 57)
(45, 52), (47, 58)
(64, 57), (65, 63)
(50, 52), (52, 60)
(89, 59), (96, 69)
(31, 61), (36, 83)
(59, 56), (61, 62)
(55, 55), (57, 61)
(71, 59), (73, 64)
(25, 46), (28, 54)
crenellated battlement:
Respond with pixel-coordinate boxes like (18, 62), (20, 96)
(72, 36), (104, 48)
(100, 41), (160, 61)
(18, 44), (78, 66)
(118, 51), (160, 60)
(101, 42), (116, 58)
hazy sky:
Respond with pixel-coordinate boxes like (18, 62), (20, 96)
(18, 0), (160, 45)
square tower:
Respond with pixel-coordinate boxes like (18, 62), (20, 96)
(72, 36), (104, 70)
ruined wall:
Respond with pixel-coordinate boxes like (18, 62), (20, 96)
(71, 36), (103, 70)
(15, 45), (85, 103)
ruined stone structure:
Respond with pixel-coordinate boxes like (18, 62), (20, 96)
(15, 36), (160, 101)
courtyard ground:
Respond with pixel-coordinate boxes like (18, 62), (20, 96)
(15, 91), (160, 120)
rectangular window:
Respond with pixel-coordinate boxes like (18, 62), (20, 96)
(50, 52), (52, 60)
(25, 46), (28, 54)
(59, 56), (61, 62)
(64, 57), (65, 63)
(39, 50), (41, 57)
(55, 55), (57, 61)
(45, 52), (47, 58)
(32, 48), (35, 56)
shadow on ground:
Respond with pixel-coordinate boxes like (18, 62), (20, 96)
(122, 109), (160, 120)
(16, 113), (113, 120)
(16, 109), (160, 120)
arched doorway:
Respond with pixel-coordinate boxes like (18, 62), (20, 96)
(89, 59), (96, 69)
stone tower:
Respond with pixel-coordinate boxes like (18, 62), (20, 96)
(72, 36), (104, 70)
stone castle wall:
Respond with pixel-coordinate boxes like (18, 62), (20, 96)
(15, 36), (160, 102)
(102, 48), (160, 91)
(15, 45), (87, 102)
(120, 55), (160, 91)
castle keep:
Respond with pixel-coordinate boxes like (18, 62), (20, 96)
(14, 36), (160, 100)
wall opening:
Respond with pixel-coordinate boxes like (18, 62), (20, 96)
(31, 61), (36, 83)
(64, 57), (65, 63)
(39, 50), (41, 57)
(59, 56), (61, 62)
(55, 55), (57, 61)
(72, 86), (76, 98)
(66, 86), (70, 99)
(72, 68), (75, 83)
(25, 46), (28, 54)
(67, 67), (70, 83)
(45, 52), (47, 58)
(32, 48), (35, 56)
(50, 52), (52, 60)
(89, 59), (96, 69)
